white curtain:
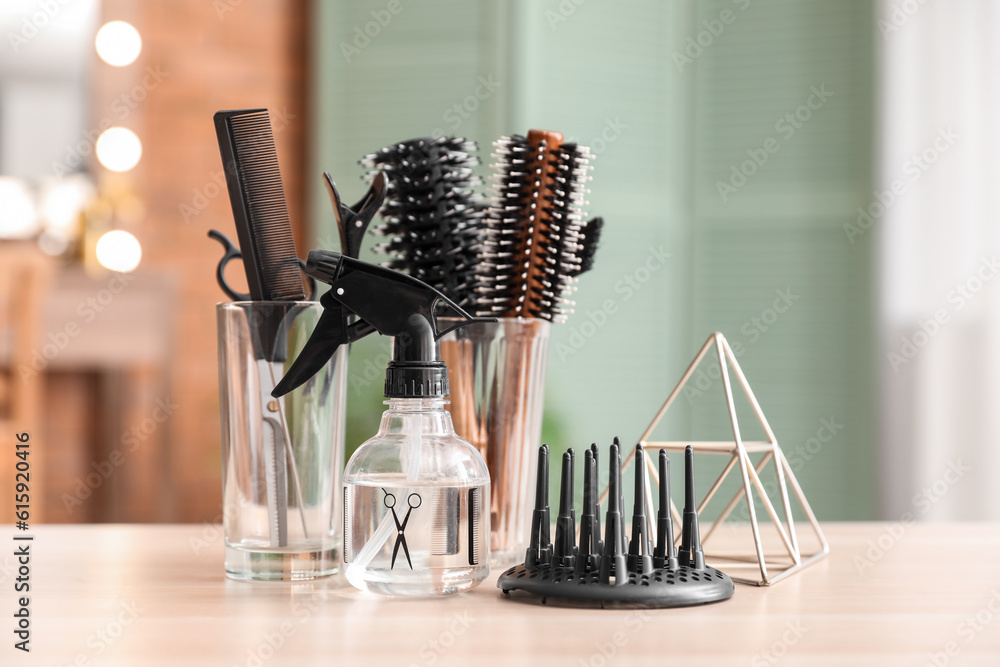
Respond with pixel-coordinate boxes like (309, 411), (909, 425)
(878, 0), (1000, 519)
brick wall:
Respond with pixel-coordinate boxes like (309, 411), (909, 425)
(95, 0), (310, 521)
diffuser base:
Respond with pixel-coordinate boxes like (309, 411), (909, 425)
(498, 563), (734, 608)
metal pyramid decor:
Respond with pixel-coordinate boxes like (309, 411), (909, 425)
(612, 332), (828, 586)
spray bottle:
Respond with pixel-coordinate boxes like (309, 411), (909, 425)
(273, 250), (495, 596)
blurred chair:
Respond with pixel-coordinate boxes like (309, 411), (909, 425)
(0, 242), (53, 523)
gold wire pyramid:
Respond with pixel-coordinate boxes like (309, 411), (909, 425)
(614, 332), (828, 586)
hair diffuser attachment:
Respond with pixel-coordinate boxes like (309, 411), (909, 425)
(498, 440), (734, 608)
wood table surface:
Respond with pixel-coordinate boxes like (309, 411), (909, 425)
(7, 522), (1000, 666)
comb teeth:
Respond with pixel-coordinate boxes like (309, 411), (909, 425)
(468, 487), (481, 566)
(218, 109), (305, 301)
(431, 488), (460, 556)
(482, 132), (593, 321)
(362, 137), (485, 309)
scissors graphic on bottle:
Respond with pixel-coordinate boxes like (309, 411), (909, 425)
(383, 490), (421, 569)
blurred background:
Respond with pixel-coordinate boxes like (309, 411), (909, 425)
(0, 0), (995, 525)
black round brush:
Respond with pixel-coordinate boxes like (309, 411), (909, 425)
(361, 137), (486, 309)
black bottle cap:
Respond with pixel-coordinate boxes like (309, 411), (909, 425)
(384, 360), (449, 398)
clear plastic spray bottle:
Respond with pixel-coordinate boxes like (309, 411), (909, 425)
(271, 250), (493, 596)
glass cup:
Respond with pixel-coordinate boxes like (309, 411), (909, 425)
(217, 301), (347, 581)
(439, 318), (550, 567)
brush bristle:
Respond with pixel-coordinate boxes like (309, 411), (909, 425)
(482, 134), (593, 321)
(571, 216), (603, 277)
(361, 137), (485, 309)
(224, 110), (305, 301)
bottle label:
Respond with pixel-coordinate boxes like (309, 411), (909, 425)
(344, 484), (487, 571)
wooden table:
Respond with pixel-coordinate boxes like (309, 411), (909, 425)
(9, 523), (1000, 665)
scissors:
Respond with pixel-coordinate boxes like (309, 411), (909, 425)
(207, 229), (313, 547)
(384, 491), (421, 569)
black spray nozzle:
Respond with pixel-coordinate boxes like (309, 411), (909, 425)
(654, 449), (679, 570)
(678, 445), (705, 570)
(627, 444), (653, 575)
(526, 445), (552, 569)
(272, 250), (494, 398)
(553, 450), (577, 569)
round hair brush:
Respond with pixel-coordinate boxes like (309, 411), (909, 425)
(481, 130), (595, 322)
(361, 137), (486, 309)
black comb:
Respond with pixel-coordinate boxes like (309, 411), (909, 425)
(214, 108), (305, 302)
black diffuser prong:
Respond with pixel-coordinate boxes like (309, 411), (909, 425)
(590, 443), (602, 555)
(567, 448), (576, 525)
(576, 449), (598, 576)
(553, 451), (577, 569)
(627, 445), (653, 575)
(525, 444), (552, 568)
(678, 445), (706, 570)
(612, 437), (627, 552)
(599, 442), (627, 585)
(653, 449), (679, 570)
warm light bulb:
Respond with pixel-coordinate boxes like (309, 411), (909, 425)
(96, 127), (142, 172)
(95, 21), (142, 67)
(96, 230), (142, 272)
(0, 177), (38, 239)
(41, 176), (93, 231)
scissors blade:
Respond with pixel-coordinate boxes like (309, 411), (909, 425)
(391, 534), (402, 569)
(400, 534), (412, 569)
(258, 359), (288, 548)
